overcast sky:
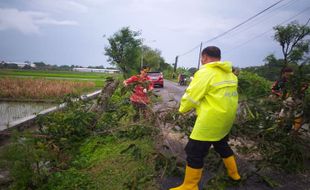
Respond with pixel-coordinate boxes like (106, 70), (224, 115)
(0, 0), (309, 68)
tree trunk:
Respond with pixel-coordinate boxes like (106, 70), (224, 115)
(91, 78), (120, 114)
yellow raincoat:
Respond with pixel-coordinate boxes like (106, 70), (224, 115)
(179, 61), (238, 141)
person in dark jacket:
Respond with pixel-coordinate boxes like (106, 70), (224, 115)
(271, 67), (294, 98)
(272, 67), (308, 132)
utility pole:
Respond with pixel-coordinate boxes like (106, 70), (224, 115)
(174, 56), (178, 72)
(140, 47), (144, 69)
(173, 56), (178, 79)
(197, 42), (203, 69)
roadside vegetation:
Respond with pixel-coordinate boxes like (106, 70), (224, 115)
(0, 78), (161, 190)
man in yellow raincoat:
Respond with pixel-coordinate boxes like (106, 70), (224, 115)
(170, 46), (240, 190)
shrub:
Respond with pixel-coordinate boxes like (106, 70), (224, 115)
(303, 88), (310, 123)
(37, 104), (96, 149)
(0, 79), (159, 189)
(0, 134), (53, 190)
(238, 71), (271, 99)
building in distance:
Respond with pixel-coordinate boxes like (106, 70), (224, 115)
(72, 67), (120, 73)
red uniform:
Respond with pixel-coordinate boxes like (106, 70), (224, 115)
(124, 75), (154, 104)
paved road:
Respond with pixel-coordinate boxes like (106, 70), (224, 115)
(154, 79), (187, 104)
(153, 80), (190, 190)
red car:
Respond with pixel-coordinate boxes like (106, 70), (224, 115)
(147, 72), (164, 88)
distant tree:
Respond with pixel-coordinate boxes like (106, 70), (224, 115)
(96, 65), (105, 69)
(87, 65), (105, 69)
(159, 62), (173, 72)
(176, 67), (190, 76)
(141, 46), (166, 71)
(23, 65), (32, 70)
(259, 54), (284, 81)
(72, 65), (82, 68)
(264, 54), (283, 67)
(6, 63), (18, 69)
(274, 21), (310, 66)
(247, 21), (310, 81)
(106, 67), (117, 69)
(49, 65), (58, 70)
(33, 62), (47, 69)
(104, 27), (142, 78)
(59, 65), (71, 70)
(188, 67), (198, 76)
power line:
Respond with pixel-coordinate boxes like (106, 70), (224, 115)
(228, 10), (310, 53)
(177, 0), (286, 57)
(226, 7), (310, 54)
(219, 0), (298, 41)
(203, 0), (285, 44)
(178, 44), (201, 57)
(305, 17), (310, 25)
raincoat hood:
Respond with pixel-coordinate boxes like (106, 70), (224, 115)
(202, 61), (232, 73)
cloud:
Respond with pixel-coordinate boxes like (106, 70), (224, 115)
(78, 0), (110, 6)
(0, 8), (78, 34)
(34, 18), (78, 26)
(64, 1), (88, 12)
(27, 0), (88, 13)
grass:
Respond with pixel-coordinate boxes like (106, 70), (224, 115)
(0, 69), (110, 79)
(37, 136), (158, 190)
(0, 69), (122, 88)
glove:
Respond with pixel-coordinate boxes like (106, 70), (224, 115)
(143, 88), (147, 93)
(123, 81), (128, 87)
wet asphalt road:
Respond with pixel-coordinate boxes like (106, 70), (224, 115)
(154, 79), (187, 104)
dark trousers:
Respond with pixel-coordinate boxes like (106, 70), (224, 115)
(132, 102), (147, 121)
(185, 135), (234, 169)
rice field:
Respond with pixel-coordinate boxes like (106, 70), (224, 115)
(0, 69), (115, 87)
(0, 77), (96, 100)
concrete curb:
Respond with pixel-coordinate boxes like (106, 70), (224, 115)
(0, 90), (102, 132)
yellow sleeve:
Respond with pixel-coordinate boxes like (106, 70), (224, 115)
(179, 71), (211, 113)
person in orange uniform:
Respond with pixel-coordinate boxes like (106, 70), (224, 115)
(170, 46), (240, 190)
(123, 66), (154, 120)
